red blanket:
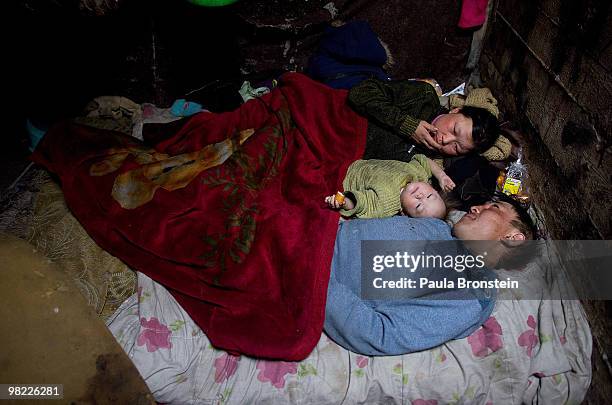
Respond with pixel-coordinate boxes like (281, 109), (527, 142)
(32, 73), (367, 360)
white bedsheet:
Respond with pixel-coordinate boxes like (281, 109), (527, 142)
(107, 257), (591, 405)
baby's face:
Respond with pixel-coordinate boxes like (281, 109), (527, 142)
(400, 182), (446, 219)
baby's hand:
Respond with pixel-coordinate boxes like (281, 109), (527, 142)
(438, 174), (456, 192)
(325, 192), (354, 210)
(325, 193), (344, 209)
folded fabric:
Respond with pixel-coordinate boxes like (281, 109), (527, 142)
(25, 119), (47, 151)
(170, 99), (204, 117)
(238, 81), (271, 103)
(306, 20), (390, 89)
(482, 135), (512, 161)
(458, 0), (489, 29)
(450, 87), (499, 118)
(84, 96), (141, 120)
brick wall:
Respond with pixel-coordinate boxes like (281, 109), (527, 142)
(480, 1), (612, 402)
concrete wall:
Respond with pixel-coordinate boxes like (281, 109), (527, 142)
(481, 0), (611, 240)
(479, 1), (612, 402)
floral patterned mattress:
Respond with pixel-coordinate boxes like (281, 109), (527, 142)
(107, 255), (592, 405)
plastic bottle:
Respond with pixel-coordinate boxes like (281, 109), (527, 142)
(501, 149), (527, 198)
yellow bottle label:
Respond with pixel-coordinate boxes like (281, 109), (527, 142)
(502, 178), (521, 195)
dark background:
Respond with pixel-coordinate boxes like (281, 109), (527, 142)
(5, 0), (475, 188)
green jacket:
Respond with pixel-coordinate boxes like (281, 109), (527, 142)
(341, 154), (432, 218)
(348, 78), (442, 162)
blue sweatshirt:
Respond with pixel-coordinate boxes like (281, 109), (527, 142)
(324, 216), (496, 355)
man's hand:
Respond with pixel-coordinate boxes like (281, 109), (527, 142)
(436, 173), (456, 192)
(412, 121), (442, 150)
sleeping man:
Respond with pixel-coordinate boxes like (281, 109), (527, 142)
(324, 193), (536, 355)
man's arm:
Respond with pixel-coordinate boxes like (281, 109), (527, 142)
(324, 276), (484, 355)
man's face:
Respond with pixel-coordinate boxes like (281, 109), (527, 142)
(453, 201), (518, 240)
(431, 110), (474, 156)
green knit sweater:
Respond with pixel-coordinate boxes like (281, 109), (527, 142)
(348, 78), (442, 162)
(340, 154), (432, 218)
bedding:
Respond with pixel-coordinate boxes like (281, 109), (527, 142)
(22, 66), (592, 403)
(31, 73), (367, 360)
(2, 173), (591, 404)
(107, 248), (591, 404)
(0, 170), (138, 319)
(29, 176), (137, 318)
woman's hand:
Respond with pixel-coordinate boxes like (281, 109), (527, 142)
(412, 121), (442, 150)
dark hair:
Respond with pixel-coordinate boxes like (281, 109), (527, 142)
(428, 180), (462, 219)
(491, 192), (539, 270)
(491, 192), (537, 240)
(440, 191), (462, 219)
(460, 106), (499, 154)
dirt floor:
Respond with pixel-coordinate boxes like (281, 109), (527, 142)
(0, 234), (154, 404)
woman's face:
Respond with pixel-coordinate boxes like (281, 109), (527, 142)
(431, 109), (474, 156)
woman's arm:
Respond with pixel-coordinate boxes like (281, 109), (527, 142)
(347, 79), (442, 149)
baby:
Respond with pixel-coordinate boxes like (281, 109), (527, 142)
(325, 154), (455, 219)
